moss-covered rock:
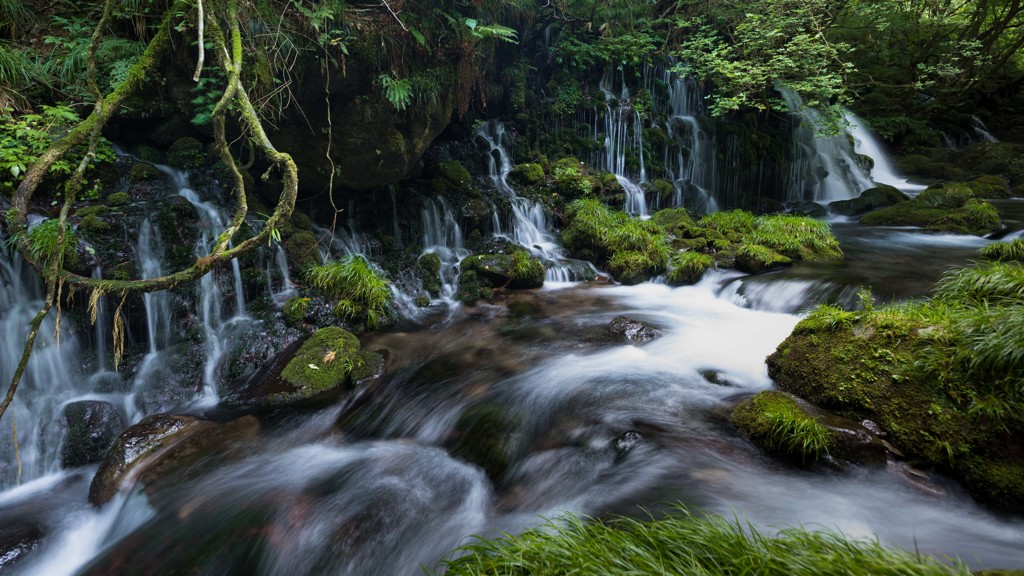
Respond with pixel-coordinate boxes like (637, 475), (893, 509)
(106, 191), (131, 207)
(445, 403), (521, 483)
(860, 184), (1001, 235)
(417, 252), (443, 297)
(283, 231), (321, 274)
(168, 137), (205, 169)
(461, 250), (545, 290)
(744, 214), (843, 262)
(966, 175), (1011, 199)
(830, 185), (908, 216)
(562, 199), (668, 284)
(650, 207), (696, 239)
(435, 159), (471, 188)
(129, 163), (162, 183)
(510, 163), (544, 186)
(732, 391), (834, 464)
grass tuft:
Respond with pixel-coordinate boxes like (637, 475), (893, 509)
(305, 255), (393, 329)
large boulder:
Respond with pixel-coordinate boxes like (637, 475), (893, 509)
(89, 414), (260, 505)
(860, 183), (1001, 235)
(60, 401), (126, 468)
(829, 185), (908, 216)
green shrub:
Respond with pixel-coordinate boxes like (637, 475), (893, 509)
(980, 238), (1024, 262)
(667, 251), (714, 285)
(305, 255), (393, 329)
(25, 218), (78, 269)
(440, 506), (965, 576)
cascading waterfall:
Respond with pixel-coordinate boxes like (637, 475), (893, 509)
(129, 217), (175, 418)
(266, 244), (297, 306)
(599, 69), (648, 216)
(477, 121), (586, 283)
(781, 87), (874, 204)
(973, 115), (999, 143)
(157, 165), (248, 406)
(845, 112), (927, 193)
(662, 71), (719, 213)
(0, 240), (84, 487)
(421, 197), (470, 300)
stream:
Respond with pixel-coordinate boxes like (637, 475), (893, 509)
(2, 209), (1024, 573)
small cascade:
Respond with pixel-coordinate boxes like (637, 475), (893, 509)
(973, 115), (999, 143)
(478, 121), (592, 284)
(129, 217), (175, 419)
(266, 243), (297, 306)
(157, 165), (248, 406)
(781, 87), (873, 204)
(599, 70), (648, 216)
(90, 267), (110, 371)
(663, 71), (719, 213)
(0, 244), (84, 487)
(421, 197), (470, 300)
(846, 112), (927, 193)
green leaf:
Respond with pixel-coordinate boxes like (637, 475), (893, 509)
(464, 18), (477, 32)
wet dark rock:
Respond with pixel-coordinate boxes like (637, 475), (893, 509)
(606, 315), (659, 343)
(446, 403), (521, 483)
(89, 414), (260, 506)
(830, 185), (908, 216)
(788, 201), (828, 218)
(0, 521), (42, 570)
(221, 317), (306, 384)
(613, 430), (643, 454)
(461, 250), (545, 290)
(61, 401), (126, 468)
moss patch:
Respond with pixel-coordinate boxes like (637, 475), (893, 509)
(861, 184), (1001, 235)
(666, 251), (714, 285)
(276, 327), (372, 403)
(732, 391), (834, 464)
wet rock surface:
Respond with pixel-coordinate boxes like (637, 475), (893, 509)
(606, 315), (660, 343)
(0, 521), (42, 570)
(61, 400), (126, 469)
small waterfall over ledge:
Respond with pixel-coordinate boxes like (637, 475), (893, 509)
(478, 121), (594, 284)
(845, 112), (927, 193)
(599, 70), (648, 216)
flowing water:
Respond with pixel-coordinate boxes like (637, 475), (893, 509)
(846, 112), (928, 193)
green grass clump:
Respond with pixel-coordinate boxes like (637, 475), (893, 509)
(745, 214), (843, 262)
(509, 163), (544, 186)
(439, 506), (965, 576)
(25, 218), (79, 269)
(732, 391), (834, 463)
(735, 243), (791, 273)
(698, 209), (756, 241)
(980, 238), (1024, 262)
(306, 255), (393, 329)
(667, 251), (714, 285)
(794, 304), (861, 333)
(562, 199), (668, 284)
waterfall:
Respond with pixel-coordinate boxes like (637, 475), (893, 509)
(599, 70), (648, 216)
(780, 87), (873, 204)
(157, 165), (249, 406)
(845, 112), (927, 193)
(129, 217), (174, 420)
(662, 71), (719, 213)
(973, 115), (999, 143)
(477, 121), (592, 284)
(0, 242), (84, 487)
(421, 197), (470, 300)
(267, 243), (297, 306)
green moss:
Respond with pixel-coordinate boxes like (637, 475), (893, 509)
(666, 251), (714, 285)
(461, 250), (545, 290)
(966, 175), (1010, 199)
(436, 160), (470, 187)
(744, 214), (843, 262)
(418, 252), (443, 296)
(735, 243), (791, 273)
(282, 296), (309, 325)
(283, 231), (321, 273)
(650, 179), (674, 202)
(830, 185), (908, 216)
(457, 269), (481, 304)
(279, 327), (363, 399)
(861, 186), (1001, 235)
(168, 137), (205, 169)
(106, 191), (131, 207)
(552, 158), (592, 199)
(732, 391), (834, 464)
(76, 205), (109, 219)
(414, 295), (431, 307)
(510, 163), (544, 185)
(129, 163), (161, 183)
(79, 214), (111, 234)
(651, 208), (696, 238)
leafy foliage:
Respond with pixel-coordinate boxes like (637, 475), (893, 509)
(378, 72), (413, 111)
(440, 506), (965, 575)
(306, 255), (394, 329)
(980, 238), (1024, 262)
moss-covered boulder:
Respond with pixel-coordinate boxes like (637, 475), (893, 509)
(561, 199), (668, 285)
(417, 252), (443, 297)
(767, 262), (1024, 512)
(744, 214), (844, 262)
(830, 185), (909, 216)
(461, 250), (545, 290)
(510, 163), (544, 186)
(860, 183), (1001, 235)
(168, 137), (205, 169)
(225, 327), (383, 410)
(283, 230), (321, 274)
(965, 175), (1011, 199)
(651, 207), (697, 239)
(129, 162), (162, 183)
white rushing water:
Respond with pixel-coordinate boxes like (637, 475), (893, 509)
(846, 112), (928, 193)
(662, 71), (719, 213)
(599, 69), (649, 216)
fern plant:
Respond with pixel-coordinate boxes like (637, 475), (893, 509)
(378, 72), (413, 111)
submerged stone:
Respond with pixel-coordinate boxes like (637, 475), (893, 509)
(607, 315), (659, 343)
